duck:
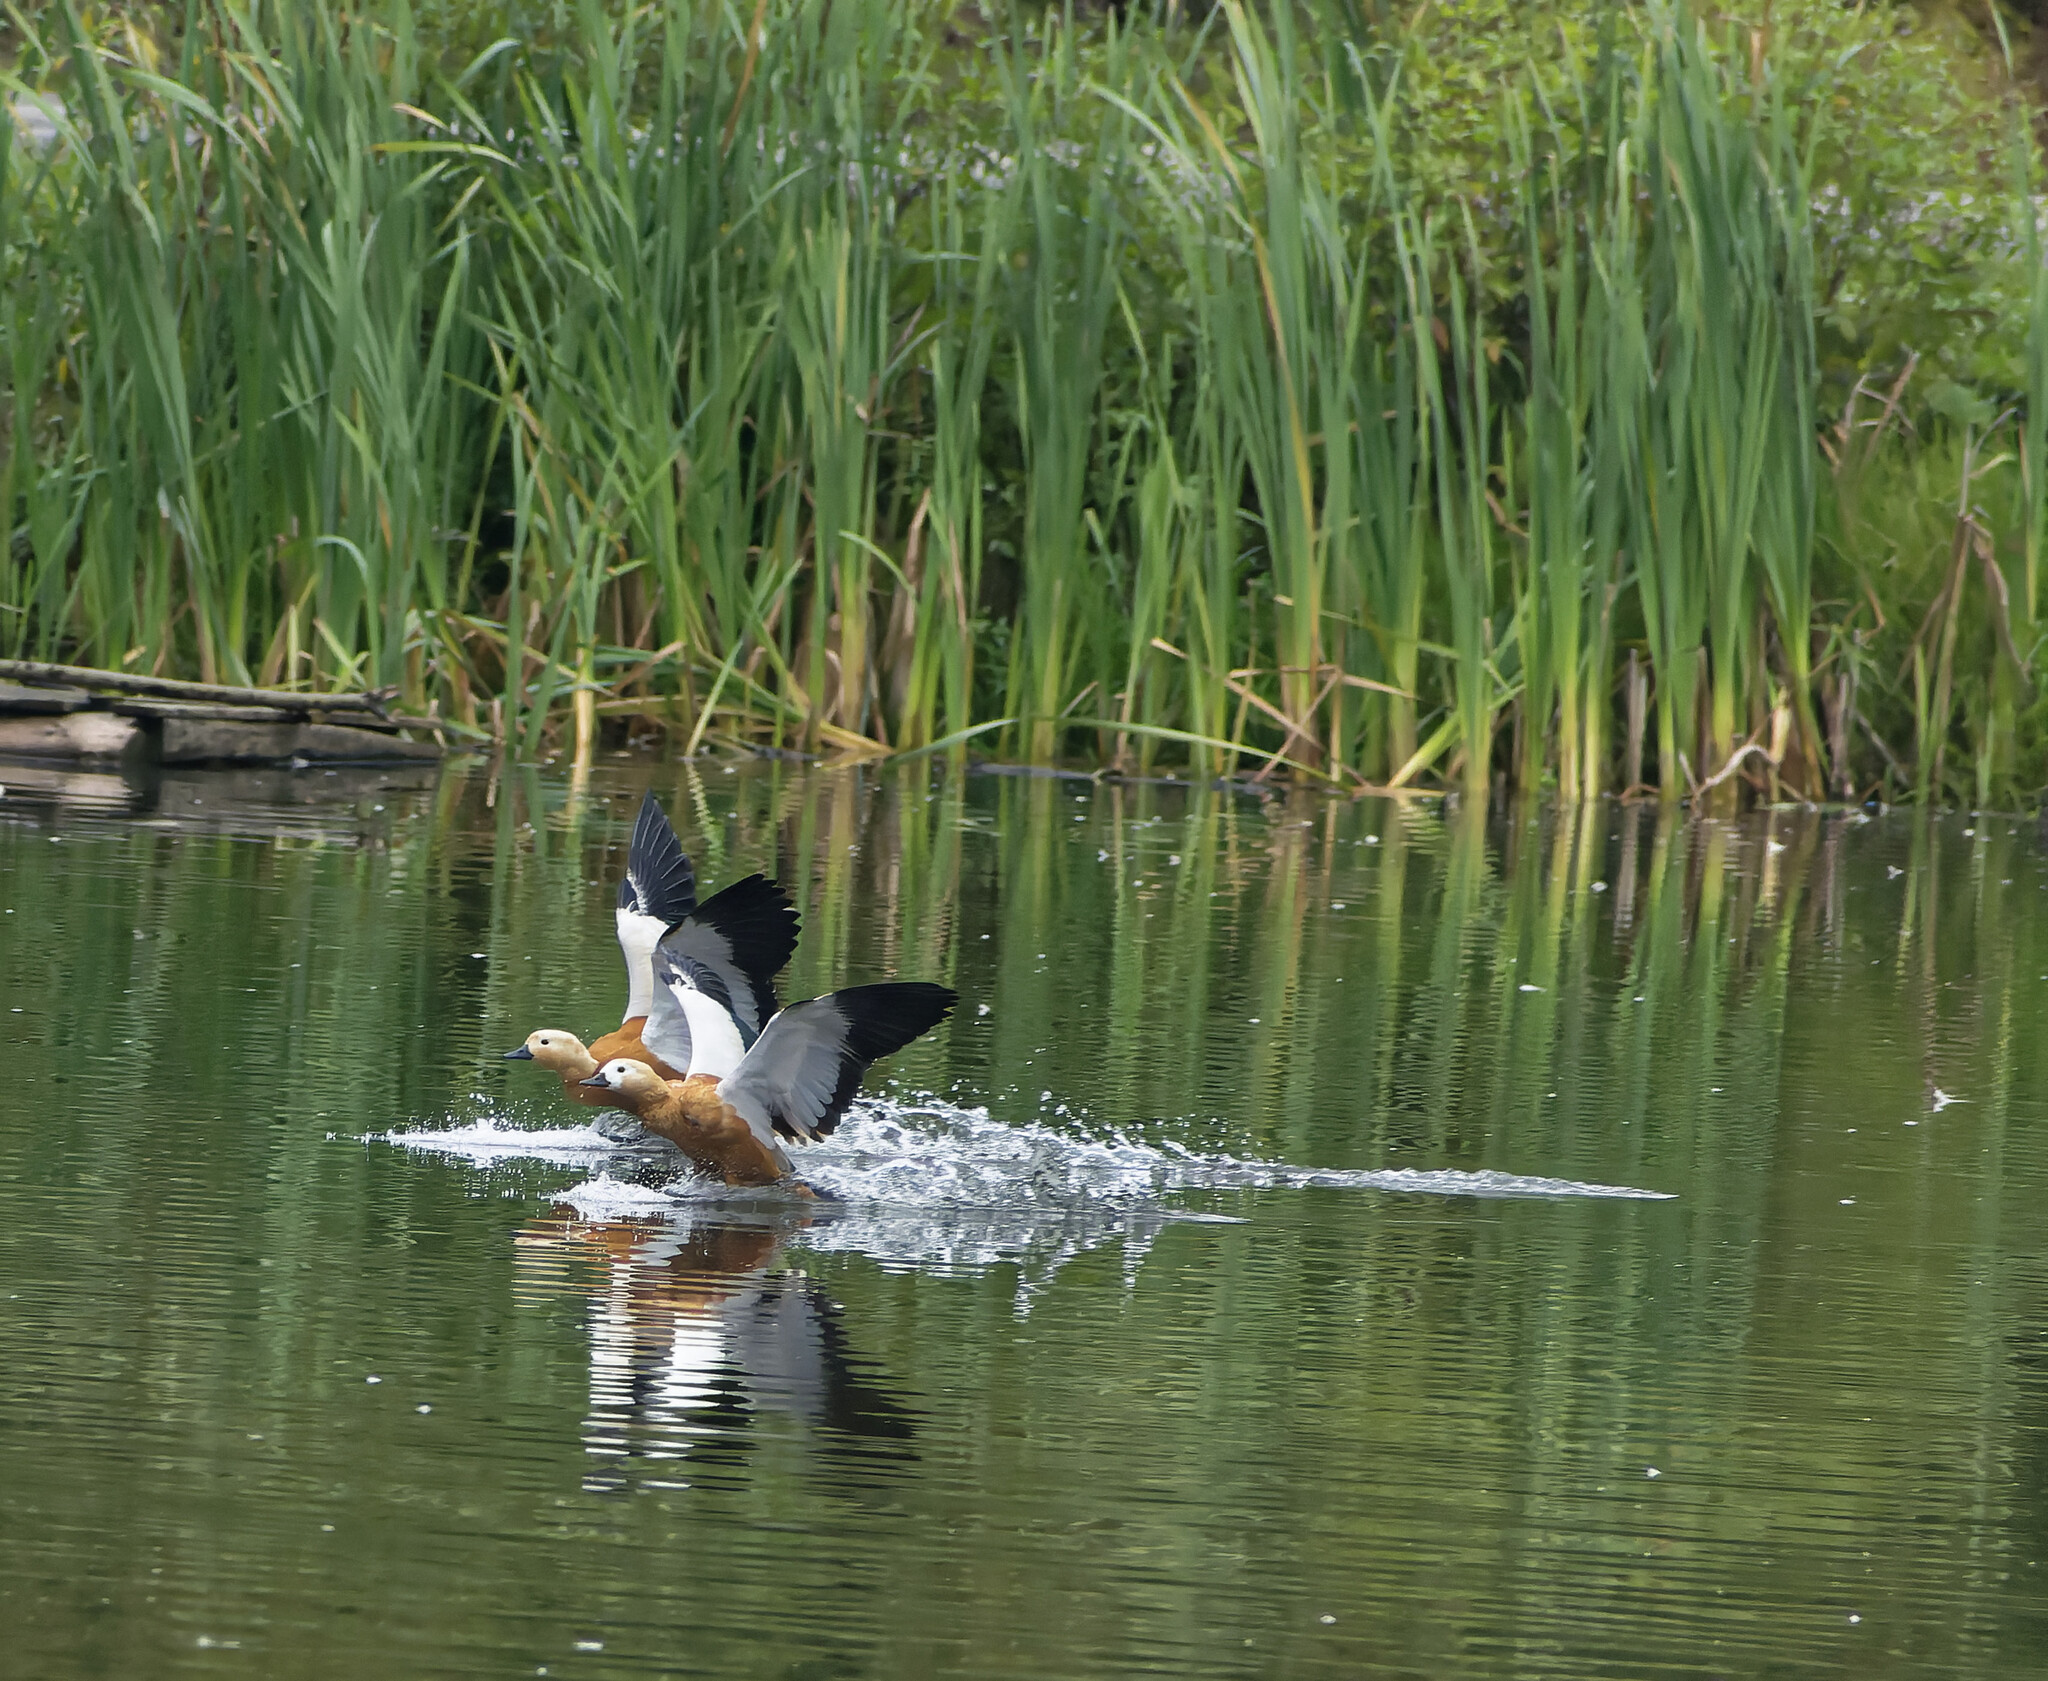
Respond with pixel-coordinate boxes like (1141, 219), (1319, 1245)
(503, 790), (798, 1105)
(578, 973), (956, 1192)
(505, 877), (798, 1105)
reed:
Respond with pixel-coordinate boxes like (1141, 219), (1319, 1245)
(992, 6), (1135, 765)
(2, 0), (2042, 804)
(897, 162), (1009, 753)
(1512, 101), (1591, 801)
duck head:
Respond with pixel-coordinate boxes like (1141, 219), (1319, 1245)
(578, 1057), (670, 1107)
(504, 1029), (595, 1074)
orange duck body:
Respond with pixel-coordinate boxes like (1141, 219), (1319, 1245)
(591, 1066), (809, 1191)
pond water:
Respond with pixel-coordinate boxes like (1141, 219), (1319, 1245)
(4, 755), (2048, 1678)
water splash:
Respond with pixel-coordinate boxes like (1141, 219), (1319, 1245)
(805, 1099), (1672, 1205)
(371, 1116), (632, 1166)
(381, 1097), (1669, 1314)
(379, 1094), (1673, 1207)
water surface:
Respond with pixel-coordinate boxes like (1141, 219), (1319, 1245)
(5, 757), (2048, 1677)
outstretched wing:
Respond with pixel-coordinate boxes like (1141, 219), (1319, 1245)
(640, 875), (800, 1072)
(614, 792), (696, 1020)
(719, 983), (956, 1144)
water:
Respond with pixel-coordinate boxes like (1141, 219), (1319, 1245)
(5, 756), (2048, 1677)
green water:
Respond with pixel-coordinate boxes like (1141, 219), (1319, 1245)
(4, 757), (2048, 1678)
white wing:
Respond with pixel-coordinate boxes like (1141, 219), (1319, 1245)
(639, 875), (797, 1071)
(673, 974), (749, 1080)
(615, 906), (667, 1022)
(613, 793), (695, 1021)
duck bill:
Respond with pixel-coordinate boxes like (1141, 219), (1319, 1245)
(578, 1074), (612, 1089)
(501, 1046), (535, 1061)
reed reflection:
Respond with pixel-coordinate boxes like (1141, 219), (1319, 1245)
(513, 1211), (914, 1495)
(14, 762), (2048, 1676)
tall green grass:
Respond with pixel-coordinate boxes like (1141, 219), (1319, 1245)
(2, 0), (2044, 803)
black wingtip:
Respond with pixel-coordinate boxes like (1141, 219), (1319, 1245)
(834, 982), (958, 1066)
(796, 982), (957, 1142)
(690, 873), (800, 968)
(619, 791), (696, 923)
(669, 874), (801, 1039)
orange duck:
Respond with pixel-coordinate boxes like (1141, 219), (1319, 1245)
(579, 968), (956, 1193)
(505, 792), (797, 1105)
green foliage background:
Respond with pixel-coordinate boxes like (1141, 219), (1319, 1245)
(3, 0), (2046, 804)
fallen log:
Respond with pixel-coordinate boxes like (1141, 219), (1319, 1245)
(0, 658), (394, 718)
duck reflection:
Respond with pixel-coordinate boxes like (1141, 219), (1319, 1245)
(513, 1210), (914, 1493)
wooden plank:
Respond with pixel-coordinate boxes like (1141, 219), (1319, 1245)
(159, 720), (301, 764)
(0, 681), (92, 714)
(159, 718), (440, 764)
(291, 723), (440, 762)
(109, 697), (430, 735)
(0, 658), (392, 717)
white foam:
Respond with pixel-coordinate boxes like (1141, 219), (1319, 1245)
(549, 1173), (682, 1215)
(782, 1099), (1674, 1205)
(378, 1096), (1671, 1204)
(375, 1116), (651, 1166)
(543, 1173), (1214, 1315)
